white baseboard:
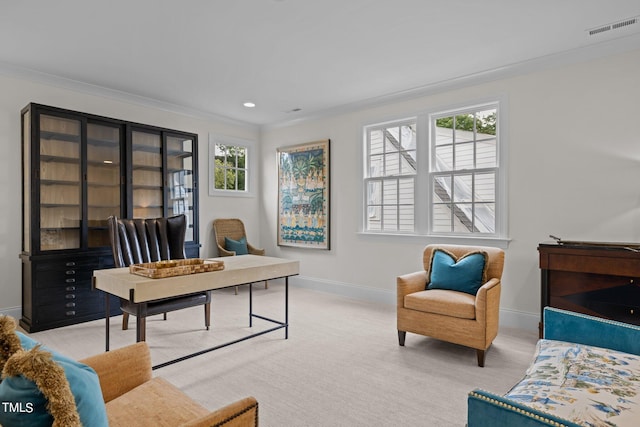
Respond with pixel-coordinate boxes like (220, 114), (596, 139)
(0, 307), (22, 320)
(291, 275), (539, 332)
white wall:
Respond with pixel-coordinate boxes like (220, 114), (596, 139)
(2, 48), (639, 330)
(0, 74), (259, 315)
(259, 48), (640, 330)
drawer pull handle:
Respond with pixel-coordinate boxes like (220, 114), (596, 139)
(66, 302), (76, 308)
(65, 278), (76, 283)
(66, 311), (76, 316)
(65, 294), (76, 299)
(65, 286), (76, 291)
(66, 262), (76, 267)
(66, 270), (76, 275)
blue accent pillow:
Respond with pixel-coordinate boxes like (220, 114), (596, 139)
(0, 332), (108, 427)
(426, 249), (488, 295)
(225, 236), (249, 255)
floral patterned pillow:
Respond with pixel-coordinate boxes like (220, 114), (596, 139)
(505, 339), (640, 426)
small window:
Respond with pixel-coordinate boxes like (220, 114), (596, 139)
(209, 135), (255, 197)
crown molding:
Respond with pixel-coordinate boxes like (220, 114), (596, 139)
(0, 61), (258, 131)
(263, 32), (640, 130)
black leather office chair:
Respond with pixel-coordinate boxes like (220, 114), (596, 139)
(107, 214), (211, 341)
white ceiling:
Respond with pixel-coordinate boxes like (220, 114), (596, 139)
(1, 1), (639, 127)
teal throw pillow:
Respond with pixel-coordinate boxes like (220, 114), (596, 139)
(427, 249), (488, 295)
(225, 236), (249, 255)
(0, 332), (108, 427)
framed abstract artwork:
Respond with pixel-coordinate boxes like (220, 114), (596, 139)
(277, 139), (330, 249)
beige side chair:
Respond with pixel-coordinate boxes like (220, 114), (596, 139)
(397, 244), (505, 367)
(213, 218), (267, 294)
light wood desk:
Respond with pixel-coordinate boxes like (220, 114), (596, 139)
(93, 255), (299, 369)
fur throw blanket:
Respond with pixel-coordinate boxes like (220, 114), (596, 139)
(0, 315), (81, 427)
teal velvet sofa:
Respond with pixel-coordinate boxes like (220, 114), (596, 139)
(468, 307), (640, 427)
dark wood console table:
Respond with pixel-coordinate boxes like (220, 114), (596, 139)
(538, 241), (640, 336)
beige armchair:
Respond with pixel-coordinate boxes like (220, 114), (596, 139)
(213, 218), (267, 294)
(81, 342), (258, 426)
(397, 244), (505, 367)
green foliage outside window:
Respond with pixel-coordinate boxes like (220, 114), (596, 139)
(435, 112), (496, 135)
(214, 144), (247, 190)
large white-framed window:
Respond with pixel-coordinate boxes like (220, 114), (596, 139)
(430, 103), (499, 235)
(362, 100), (506, 240)
(364, 120), (417, 232)
(208, 134), (256, 197)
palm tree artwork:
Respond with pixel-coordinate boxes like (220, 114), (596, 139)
(277, 140), (330, 249)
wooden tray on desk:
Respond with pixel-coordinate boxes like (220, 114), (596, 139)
(129, 259), (224, 279)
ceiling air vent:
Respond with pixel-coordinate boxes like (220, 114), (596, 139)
(588, 16), (638, 36)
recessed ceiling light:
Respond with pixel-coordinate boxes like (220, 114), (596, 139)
(243, 102), (256, 108)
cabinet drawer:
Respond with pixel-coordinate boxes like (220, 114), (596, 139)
(34, 283), (97, 305)
(35, 297), (104, 323)
(35, 258), (100, 272)
(34, 269), (94, 289)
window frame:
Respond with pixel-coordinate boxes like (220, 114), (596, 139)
(363, 118), (418, 233)
(360, 98), (508, 246)
(208, 134), (256, 198)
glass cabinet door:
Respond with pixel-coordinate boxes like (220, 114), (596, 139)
(131, 130), (163, 218)
(166, 134), (195, 241)
(87, 122), (122, 247)
(39, 114), (82, 250)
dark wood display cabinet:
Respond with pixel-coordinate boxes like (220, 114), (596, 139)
(20, 103), (200, 332)
(538, 241), (640, 337)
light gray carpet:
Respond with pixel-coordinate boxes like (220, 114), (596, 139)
(30, 281), (538, 426)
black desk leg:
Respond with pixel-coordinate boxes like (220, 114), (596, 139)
(249, 282), (253, 327)
(105, 291), (110, 352)
(285, 277), (289, 339)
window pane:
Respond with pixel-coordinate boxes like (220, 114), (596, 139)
(400, 150), (417, 174)
(398, 178), (414, 205)
(398, 205), (414, 231)
(369, 129), (384, 155)
(367, 180), (381, 205)
(383, 206), (398, 231)
(455, 114), (474, 132)
(385, 152), (400, 176)
(369, 154), (383, 177)
(435, 117), (454, 145)
(453, 174), (472, 203)
(386, 127), (400, 152)
(400, 125), (415, 150)
(474, 203), (495, 233)
(434, 145), (453, 171)
(237, 147), (246, 168)
(433, 175), (452, 203)
(455, 141), (474, 170)
(476, 108), (497, 136)
(476, 138), (497, 168)
(475, 172), (495, 202)
(432, 204), (452, 232)
(237, 169), (246, 191)
(367, 206), (382, 231)
(383, 179), (397, 205)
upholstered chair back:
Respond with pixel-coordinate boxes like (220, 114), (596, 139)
(422, 244), (505, 282)
(108, 215), (187, 268)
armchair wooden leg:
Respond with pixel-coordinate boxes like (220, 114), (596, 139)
(476, 349), (486, 367)
(205, 302), (211, 330)
(163, 313), (167, 321)
(235, 286), (239, 295)
(122, 312), (129, 330)
(264, 280), (268, 289)
(398, 330), (406, 346)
